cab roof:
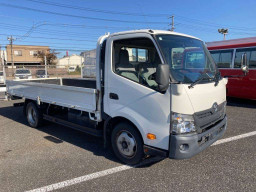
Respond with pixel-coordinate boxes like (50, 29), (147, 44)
(109, 29), (200, 40)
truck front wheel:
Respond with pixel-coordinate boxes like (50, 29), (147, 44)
(111, 122), (144, 165)
(26, 102), (43, 128)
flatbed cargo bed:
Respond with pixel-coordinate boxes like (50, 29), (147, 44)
(6, 78), (98, 113)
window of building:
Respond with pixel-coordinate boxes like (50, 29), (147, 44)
(30, 50), (38, 56)
(113, 38), (161, 90)
(234, 47), (256, 68)
(14, 50), (22, 56)
(210, 49), (233, 68)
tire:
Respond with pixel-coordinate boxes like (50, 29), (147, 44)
(111, 122), (144, 165)
(26, 102), (43, 128)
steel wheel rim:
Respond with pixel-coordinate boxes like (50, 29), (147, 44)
(116, 130), (137, 158)
(28, 107), (36, 125)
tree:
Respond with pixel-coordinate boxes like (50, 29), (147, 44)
(37, 49), (58, 65)
(76, 65), (81, 73)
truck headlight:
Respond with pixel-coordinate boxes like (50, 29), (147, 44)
(172, 113), (196, 134)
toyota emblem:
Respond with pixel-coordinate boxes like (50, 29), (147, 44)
(212, 103), (218, 112)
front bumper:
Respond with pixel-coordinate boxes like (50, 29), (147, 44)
(169, 116), (227, 159)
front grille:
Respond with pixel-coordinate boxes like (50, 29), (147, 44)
(194, 101), (226, 133)
(196, 111), (212, 119)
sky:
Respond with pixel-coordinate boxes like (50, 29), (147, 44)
(0, 0), (255, 58)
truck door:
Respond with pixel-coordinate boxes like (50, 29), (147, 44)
(104, 34), (171, 150)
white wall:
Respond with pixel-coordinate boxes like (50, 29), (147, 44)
(57, 54), (84, 68)
(0, 50), (7, 62)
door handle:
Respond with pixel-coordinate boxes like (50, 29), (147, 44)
(109, 93), (119, 100)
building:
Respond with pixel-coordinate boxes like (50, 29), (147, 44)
(57, 54), (84, 68)
(80, 49), (96, 66)
(80, 49), (96, 59)
(80, 49), (96, 77)
(0, 50), (7, 64)
(6, 45), (49, 65)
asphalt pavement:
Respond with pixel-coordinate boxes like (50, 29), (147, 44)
(0, 98), (256, 192)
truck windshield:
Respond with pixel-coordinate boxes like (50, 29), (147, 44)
(156, 34), (217, 83)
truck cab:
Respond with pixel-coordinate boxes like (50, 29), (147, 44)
(98, 30), (227, 162)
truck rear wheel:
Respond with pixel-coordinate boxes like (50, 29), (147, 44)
(111, 122), (144, 165)
(26, 102), (43, 128)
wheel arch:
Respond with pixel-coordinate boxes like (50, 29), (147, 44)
(23, 99), (36, 116)
(104, 116), (145, 148)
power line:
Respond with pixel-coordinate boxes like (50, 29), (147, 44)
(0, 39), (96, 47)
(52, 48), (94, 52)
(0, 3), (168, 25)
(0, 24), (102, 39)
(0, 15), (143, 30)
(1, 3), (255, 33)
(24, 0), (170, 17)
(0, 21), (134, 31)
(26, 0), (255, 32)
(0, 33), (98, 42)
(175, 15), (256, 31)
(176, 22), (256, 35)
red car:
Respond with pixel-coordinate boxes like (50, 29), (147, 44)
(207, 37), (256, 100)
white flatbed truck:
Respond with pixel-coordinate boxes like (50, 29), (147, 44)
(7, 30), (246, 165)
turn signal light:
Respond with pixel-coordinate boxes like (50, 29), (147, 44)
(147, 133), (156, 140)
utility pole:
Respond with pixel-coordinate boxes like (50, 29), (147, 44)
(218, 28), (228, 40)
(44, 55), (48, 77)
(0, 47), (6, 85)
(7, 35), (16, 75)
(169, 15), (175, 31)
(0, 45), (2, 67)
(80, 55), (83, 78)
(2, 51), (6, 85)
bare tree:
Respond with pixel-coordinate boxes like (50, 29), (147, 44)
(37, 49), (58, 65)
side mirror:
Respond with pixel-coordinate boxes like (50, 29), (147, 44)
(156, 64), (170, 92)
(241, 53), (249, 74)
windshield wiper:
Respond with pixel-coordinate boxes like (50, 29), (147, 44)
(213, 71), (221, 86)
(188, 71), (213, 89)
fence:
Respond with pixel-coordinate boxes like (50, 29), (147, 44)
(82, 56), (96, 78)
(0, 63), (96, 81)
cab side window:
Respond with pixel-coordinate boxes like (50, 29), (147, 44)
(234, 48), (256, 68)
(113, 38), (162, 90)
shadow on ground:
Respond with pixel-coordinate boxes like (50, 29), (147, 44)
(0, 103), (163, 166)
(227, 97), (256, 108)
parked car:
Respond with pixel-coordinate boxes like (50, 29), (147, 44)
(68, 66), (76, 72)
(36, 70), (49, 78)
(15, 69), (32, 80)
(0, 71), (4, 84)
